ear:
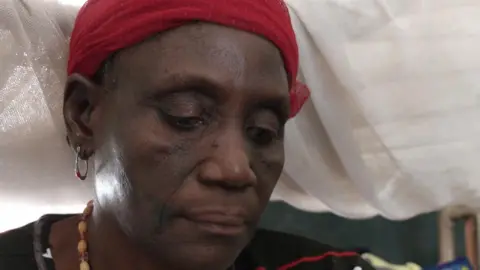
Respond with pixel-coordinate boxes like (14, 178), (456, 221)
(63, 74), (104, 159)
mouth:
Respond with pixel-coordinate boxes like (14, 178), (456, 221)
(185, 212), (248, 236)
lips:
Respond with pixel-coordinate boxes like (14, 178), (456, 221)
(184, 210), (249, 236)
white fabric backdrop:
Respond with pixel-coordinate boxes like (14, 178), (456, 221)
(1, 0), (480, 232)
(275, 0), (480, 220)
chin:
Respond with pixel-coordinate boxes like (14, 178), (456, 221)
(137, 216), (252, 269)
(158, 242), (243, 270)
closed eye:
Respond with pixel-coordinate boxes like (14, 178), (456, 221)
(160, 111), (210, 132)
(246, 126), (279, 146)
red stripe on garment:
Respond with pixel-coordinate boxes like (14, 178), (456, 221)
(276, 251), (359, 270)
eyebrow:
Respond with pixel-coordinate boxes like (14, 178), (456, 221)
(251, 97), (290, 122)
(148, 74), (223, 100)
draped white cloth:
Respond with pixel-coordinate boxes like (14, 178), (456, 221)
(1, 0), (480, 231)
(274, 0), (480, 220)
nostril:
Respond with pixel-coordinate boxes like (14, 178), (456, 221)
(217, 181), (251, 191)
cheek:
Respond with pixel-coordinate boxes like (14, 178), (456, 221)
(112, 102), (224, 191)
(252, 144), (285, 201)
(104, 109), (200, 214)
(121, 130), (196, 201)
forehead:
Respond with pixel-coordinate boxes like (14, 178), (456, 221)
(112, 23), (289, 99)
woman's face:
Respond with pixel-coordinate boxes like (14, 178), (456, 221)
(64, 23), (289, 269)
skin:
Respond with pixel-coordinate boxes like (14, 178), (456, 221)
(55, 22), (290, 270)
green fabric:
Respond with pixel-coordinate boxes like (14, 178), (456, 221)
(260, 202), (466, 267)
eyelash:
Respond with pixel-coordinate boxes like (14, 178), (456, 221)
(246, 126), (281, 146)
(161, 113), (209, 132)
(158, 110), (283, 146)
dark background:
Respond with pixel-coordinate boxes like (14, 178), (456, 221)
(259, 202), (466, 267)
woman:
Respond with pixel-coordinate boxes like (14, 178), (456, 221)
(0, 0), (374, 269)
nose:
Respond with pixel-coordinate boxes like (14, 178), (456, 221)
(198, 129), (257, 190)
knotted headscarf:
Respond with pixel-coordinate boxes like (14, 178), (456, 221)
(68, 0), (309, 116)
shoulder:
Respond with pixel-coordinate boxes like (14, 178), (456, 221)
(0, 223), (35, 255)
(246, 229), (375, 270)
(0, 223), (38, 270)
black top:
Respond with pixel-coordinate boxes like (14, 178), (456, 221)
(0, 214), (374, 270)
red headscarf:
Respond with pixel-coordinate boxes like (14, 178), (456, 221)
(68, 0), (309, 117)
